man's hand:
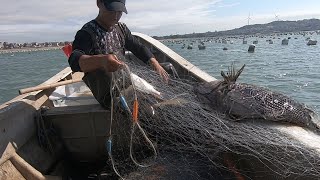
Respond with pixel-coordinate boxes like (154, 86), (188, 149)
(78, 53), (124, 73)
(102, 54), (124, 72)
(150, 58), (169, 83)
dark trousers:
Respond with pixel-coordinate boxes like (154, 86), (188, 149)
(83, 70), (112, 109)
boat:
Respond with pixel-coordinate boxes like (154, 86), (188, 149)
(1, 32), (320, 180)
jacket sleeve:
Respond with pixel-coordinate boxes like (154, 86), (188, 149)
(121, 23), (154, 64)
(68, 30), (93, 72)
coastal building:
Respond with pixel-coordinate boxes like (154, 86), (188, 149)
(3, 42), (9, 49)
(52, 42), (60, 47)
(23, 43), (32, 48)
(45, 42), (53, 47)
(64, 41), (72, 45)
(13, 43), (22, 49)
(31, 42), (41, 48)
(6, 43), (15, 49)
(0, 42), (3, 49)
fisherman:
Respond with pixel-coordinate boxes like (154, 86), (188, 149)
(68, 0), (169, 108)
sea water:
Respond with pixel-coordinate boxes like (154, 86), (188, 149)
(0, 50), (68, 103)
(164, 35), (320, 114)
(0, 35), (319, 114)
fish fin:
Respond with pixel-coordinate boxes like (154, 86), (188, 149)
(221, 71), (229, 84)
(233, 64), (245, 82)
(220, 64), (246, 83)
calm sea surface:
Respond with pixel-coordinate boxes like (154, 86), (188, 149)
(0, 34), (319, 114)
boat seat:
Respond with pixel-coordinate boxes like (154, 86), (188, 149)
(41, 104), (130, 163)
(49, 82), (99, 107)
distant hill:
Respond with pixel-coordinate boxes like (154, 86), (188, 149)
(154, 19), (320, 40)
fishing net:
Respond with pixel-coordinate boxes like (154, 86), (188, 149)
(229, 83), (318, 126)
(83, 54), (320, 179)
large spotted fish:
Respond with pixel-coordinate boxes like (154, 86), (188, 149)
(194, 64), (319, 132)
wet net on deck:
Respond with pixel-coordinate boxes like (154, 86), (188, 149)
(96, 56), (320, 180)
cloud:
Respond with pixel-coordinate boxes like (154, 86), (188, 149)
(0, 0), (320, 42)
(0, 1), (96, 24)
(217, 2), (240, 8)
(0, 0), (97, 42)
(123, 0), (221, 35)
(0, 0), (224, 42)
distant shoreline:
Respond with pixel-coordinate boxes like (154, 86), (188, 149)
(0, 47), (62, 54)
(154, 19), (320, 40)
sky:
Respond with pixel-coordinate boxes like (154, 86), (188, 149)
(1, 0), (320, 43)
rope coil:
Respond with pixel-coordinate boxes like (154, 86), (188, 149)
(106, 60), (158, 179)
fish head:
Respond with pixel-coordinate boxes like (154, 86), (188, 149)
(194, 80), (227, 109)
(194, 80), (222, 94)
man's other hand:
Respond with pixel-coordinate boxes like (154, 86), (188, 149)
(150, 58), (169, 83)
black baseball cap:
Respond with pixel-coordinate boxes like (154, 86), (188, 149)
(103, 0), (128, 14)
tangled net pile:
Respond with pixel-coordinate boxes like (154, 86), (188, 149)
(103, 56), (320, 179)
